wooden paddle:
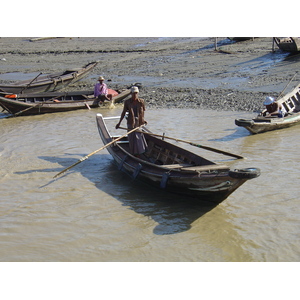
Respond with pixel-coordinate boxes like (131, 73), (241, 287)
(277, 72), (298, 99)
(19, 72), (43, 93)
(5, 103), (43, 118)
(118, 127), (245, 160)
(53, 124), (144, 179)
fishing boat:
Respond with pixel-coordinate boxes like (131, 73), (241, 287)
(96, 114), (260, 203)
(0, 61), (98, 94)
(235, 83), (300, 134)
(228, 37), (254, 42)
(273, 37), (300, 53)
(0, 86), (134, 116)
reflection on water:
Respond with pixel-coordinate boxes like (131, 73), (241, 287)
(1, 108), (300, 261)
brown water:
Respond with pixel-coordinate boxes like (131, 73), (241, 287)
(0, 107), (299, 262)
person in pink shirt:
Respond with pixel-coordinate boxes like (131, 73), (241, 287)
(94, 76), (112, 104)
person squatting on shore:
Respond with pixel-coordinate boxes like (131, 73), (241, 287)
(94, 76), (112, 105)
(262, 96), (285, 117)
(115, 86), (148, 156)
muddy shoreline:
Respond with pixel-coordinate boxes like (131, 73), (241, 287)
(0, 37), (299, 112)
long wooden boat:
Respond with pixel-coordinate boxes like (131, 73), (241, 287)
(273, 37), (300, 53)
(0, 61), (98, 94)
(0, 87), (132, 116)
(235, 83), (300, 134)
(228, 37), (254, 42)
(96, 114), (260, 203)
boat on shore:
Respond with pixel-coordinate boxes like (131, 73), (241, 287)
(0, 86), (134, 116)
(235, 83), (300, 134)
(96, 114), (260, 204)
(0, 61), (98, 94)
(273, 37), (300, 53)
(228, 37), (254, 42)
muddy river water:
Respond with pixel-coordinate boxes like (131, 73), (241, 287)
(1, 106), (299, 262)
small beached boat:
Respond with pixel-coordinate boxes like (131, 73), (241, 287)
(235, 83), (300, 134)
(0, 86), (133, 116)
(228, 37), (254, 42)
(0, 61), (98, 94)
(96, 114), (260, 203)
(273, 37), (300, 53)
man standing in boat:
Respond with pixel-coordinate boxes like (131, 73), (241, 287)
(115, 86), (148, 156)
(94, 76), (112, 105)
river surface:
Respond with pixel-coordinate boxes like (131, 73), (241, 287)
(0, 107), (299, 262)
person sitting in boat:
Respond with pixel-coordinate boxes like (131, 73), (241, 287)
(115, 86), (148, 156)
(262, 96), (285, 117)
(94, 76), (112, 105)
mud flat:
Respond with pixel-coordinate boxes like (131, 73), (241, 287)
(0, 37), (299, 112)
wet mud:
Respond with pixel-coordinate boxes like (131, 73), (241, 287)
(0, 37), (300, 112)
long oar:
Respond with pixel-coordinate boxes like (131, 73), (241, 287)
(6, 102), (43, 118)
(53, 125), (144, 179)
(119, 127), (244, 160)
(19, 72), (43, 93)
(277, 72), (298, 99)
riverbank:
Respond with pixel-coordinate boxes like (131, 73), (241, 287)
(0, 37), (299, 112)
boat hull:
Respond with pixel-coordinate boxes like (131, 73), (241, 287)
(96, 114), (260, 203)
(235, 113), (300, 134)
(235, 82), (300, 134)
(274, 37), (300, 53)
(0, 89), (131, 116)
(0, 61), (98, 94)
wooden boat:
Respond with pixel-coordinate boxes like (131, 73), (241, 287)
(96, 114), (260, 204)
(0, 86), (133, 116)
(273, 37), (300, 53)
(228, 37), (254, 42)
(235, 83), (300, 134)
(0, 61), (98, 94)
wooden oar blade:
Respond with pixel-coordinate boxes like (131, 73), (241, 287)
(53, 124), (144, 179)
(53, 155), (89, 179)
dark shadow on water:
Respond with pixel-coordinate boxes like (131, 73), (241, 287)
(19, 154), (220, 235)
(208, 127), (251, 142)
(99, 166), (218, 235)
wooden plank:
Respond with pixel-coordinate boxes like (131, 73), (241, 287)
(181, 164), (229, 171)
(29, 37), (62, 42)
(162, 163), (193, 169)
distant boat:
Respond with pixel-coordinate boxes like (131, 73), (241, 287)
(0, 61), (98, 94)
(273, 37), (300, 53)
(228, 37), (254, 42)
(0, 85), (136, 116)
(235, 83), (300, 134)
(96, 113), (260, 204)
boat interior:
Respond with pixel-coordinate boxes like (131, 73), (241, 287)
(113, 132), (223, 171)
(1, 91), (94, 103)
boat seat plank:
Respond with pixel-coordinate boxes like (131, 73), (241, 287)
(182, 164), (230, 171)
(162, 163), (193, 169)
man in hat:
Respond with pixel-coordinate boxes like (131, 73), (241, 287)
(94, 76), (112, 104)
(262, 96), (285, 117)
(116, 86), (148, 155)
